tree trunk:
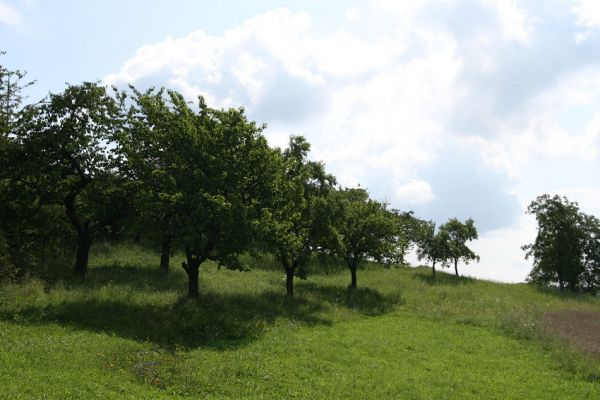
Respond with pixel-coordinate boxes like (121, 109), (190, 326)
(432, 259), (436, 279)
(286, 267), (294, 296)
(182, 258), (200, 298)
(454, 259), (459, 277)
(159, 236), (170, 274)
(74, 223), (92, 276)
(350, 266), (357, 289)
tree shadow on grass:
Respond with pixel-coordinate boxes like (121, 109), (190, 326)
(72, 263), (188, 292)
(411, 268), (477, 286)
(298, 282), (403, 316)
(0, 289), (330, 351)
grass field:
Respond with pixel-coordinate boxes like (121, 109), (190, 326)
(1, 244), (600, 399)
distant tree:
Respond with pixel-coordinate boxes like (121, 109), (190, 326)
(333, 188), (395, 289)
(389, 210), (420, 266)
(580, 214), (600, 291)
(440, 218), (479, 277)
(258, 135), (336, 296)
(123, 89), (275, 298)
(523, 194), (592, 291)
(416, 221), (450, 278)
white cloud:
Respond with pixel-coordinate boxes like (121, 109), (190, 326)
(487, 0), (533, 44)
(0, 1), (23, 28)
(344, 5), (359, 21)
(106, 2), (600, 282)
(572, 0), (600, 29)
(394, 179), (436, 204)
(467, 214), (537, 283)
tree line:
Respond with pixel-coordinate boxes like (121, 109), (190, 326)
(6, 56), (598, 295)
(0, 58), (485, 297)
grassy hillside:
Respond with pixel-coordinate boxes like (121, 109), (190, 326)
(1, 244), (599, 399)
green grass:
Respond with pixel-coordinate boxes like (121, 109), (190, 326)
(1, 243), (600, 399)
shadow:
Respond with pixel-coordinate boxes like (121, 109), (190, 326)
(72, 263), (187, 291)
(298, 282), (403, 316)
(0, 289), (330, 351)
(411, 268), (477, 286)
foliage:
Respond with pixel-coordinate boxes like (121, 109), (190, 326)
(332, 188), (396, 288)
(439, 217), (479, 277)
(524, 194), (600, 291)
(416, 220), (451, 278)
(122, 89), (276, 297)
(15, 82), (130, 276)
(257, 135), (337, 295)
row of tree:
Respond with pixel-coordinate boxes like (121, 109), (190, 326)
(0, 58), (483, 297)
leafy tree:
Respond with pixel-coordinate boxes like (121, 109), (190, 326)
(0, 51), (35, 134)
(440, 218), (479, 277)
(416, 221), (450, 278)
(117, 87), (181, 274)
(333, 188), (395, 289)
(123, 89), (275, 297)
(523, 195), (588, 291)
(389, 210), (421, 266)
(0, 54), (67, 279)
(580, 214), (600, 291)
(17, 82), (130, 276)
(258, 135), (336, 296)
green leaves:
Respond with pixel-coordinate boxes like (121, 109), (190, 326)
(524, 194), (600, 291)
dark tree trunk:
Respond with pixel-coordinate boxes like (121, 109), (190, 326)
(182, 258), (200, 298)
(432, 259), (436, 279)
(454, 259), (459, 277)
(182, 245), (204, 298)
(159, 236), (170, 274)
(350, 266), (357, 289)
(74, 223), (92, 276)
(286, 267), (294, 296)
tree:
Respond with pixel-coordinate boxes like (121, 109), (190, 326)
(523, 194), (589, 291)
(333, 188), (395, 289)
(416, 221), (450, 279)
(118, 87), (181, 274)
(258, 136), (336, 296)
(123, 89), (275, 298)
(440, 218), (479, 277)
(1, 51), (35, 134)
(389, 210), (421, 266)
(18, 82), (130, 276)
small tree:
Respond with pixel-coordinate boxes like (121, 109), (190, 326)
(390, 210), (421, 266)
(416, 221), (450, 278)
(333, 188), (395, 289)
(258, 136), (336, 296)
(440, 218), (479, 277)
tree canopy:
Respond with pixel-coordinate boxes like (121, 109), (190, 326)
(523, 194), (600, 291)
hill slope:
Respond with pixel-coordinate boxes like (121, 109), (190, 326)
(1, 244), (599, 399)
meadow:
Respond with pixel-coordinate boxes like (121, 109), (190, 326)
(1, 243), (599, 399)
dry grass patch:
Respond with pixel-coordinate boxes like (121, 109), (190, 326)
(542, 310), (600, 354)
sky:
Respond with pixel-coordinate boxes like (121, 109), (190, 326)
(2, 0), (600, 283)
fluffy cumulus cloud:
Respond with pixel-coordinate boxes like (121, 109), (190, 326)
(106, 1), (600, 282)
(0, 1), (23, 28)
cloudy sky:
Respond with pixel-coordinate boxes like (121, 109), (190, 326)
(2, 0), (600, 282)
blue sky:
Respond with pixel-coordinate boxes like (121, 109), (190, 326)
(2, 0), (600, 282)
